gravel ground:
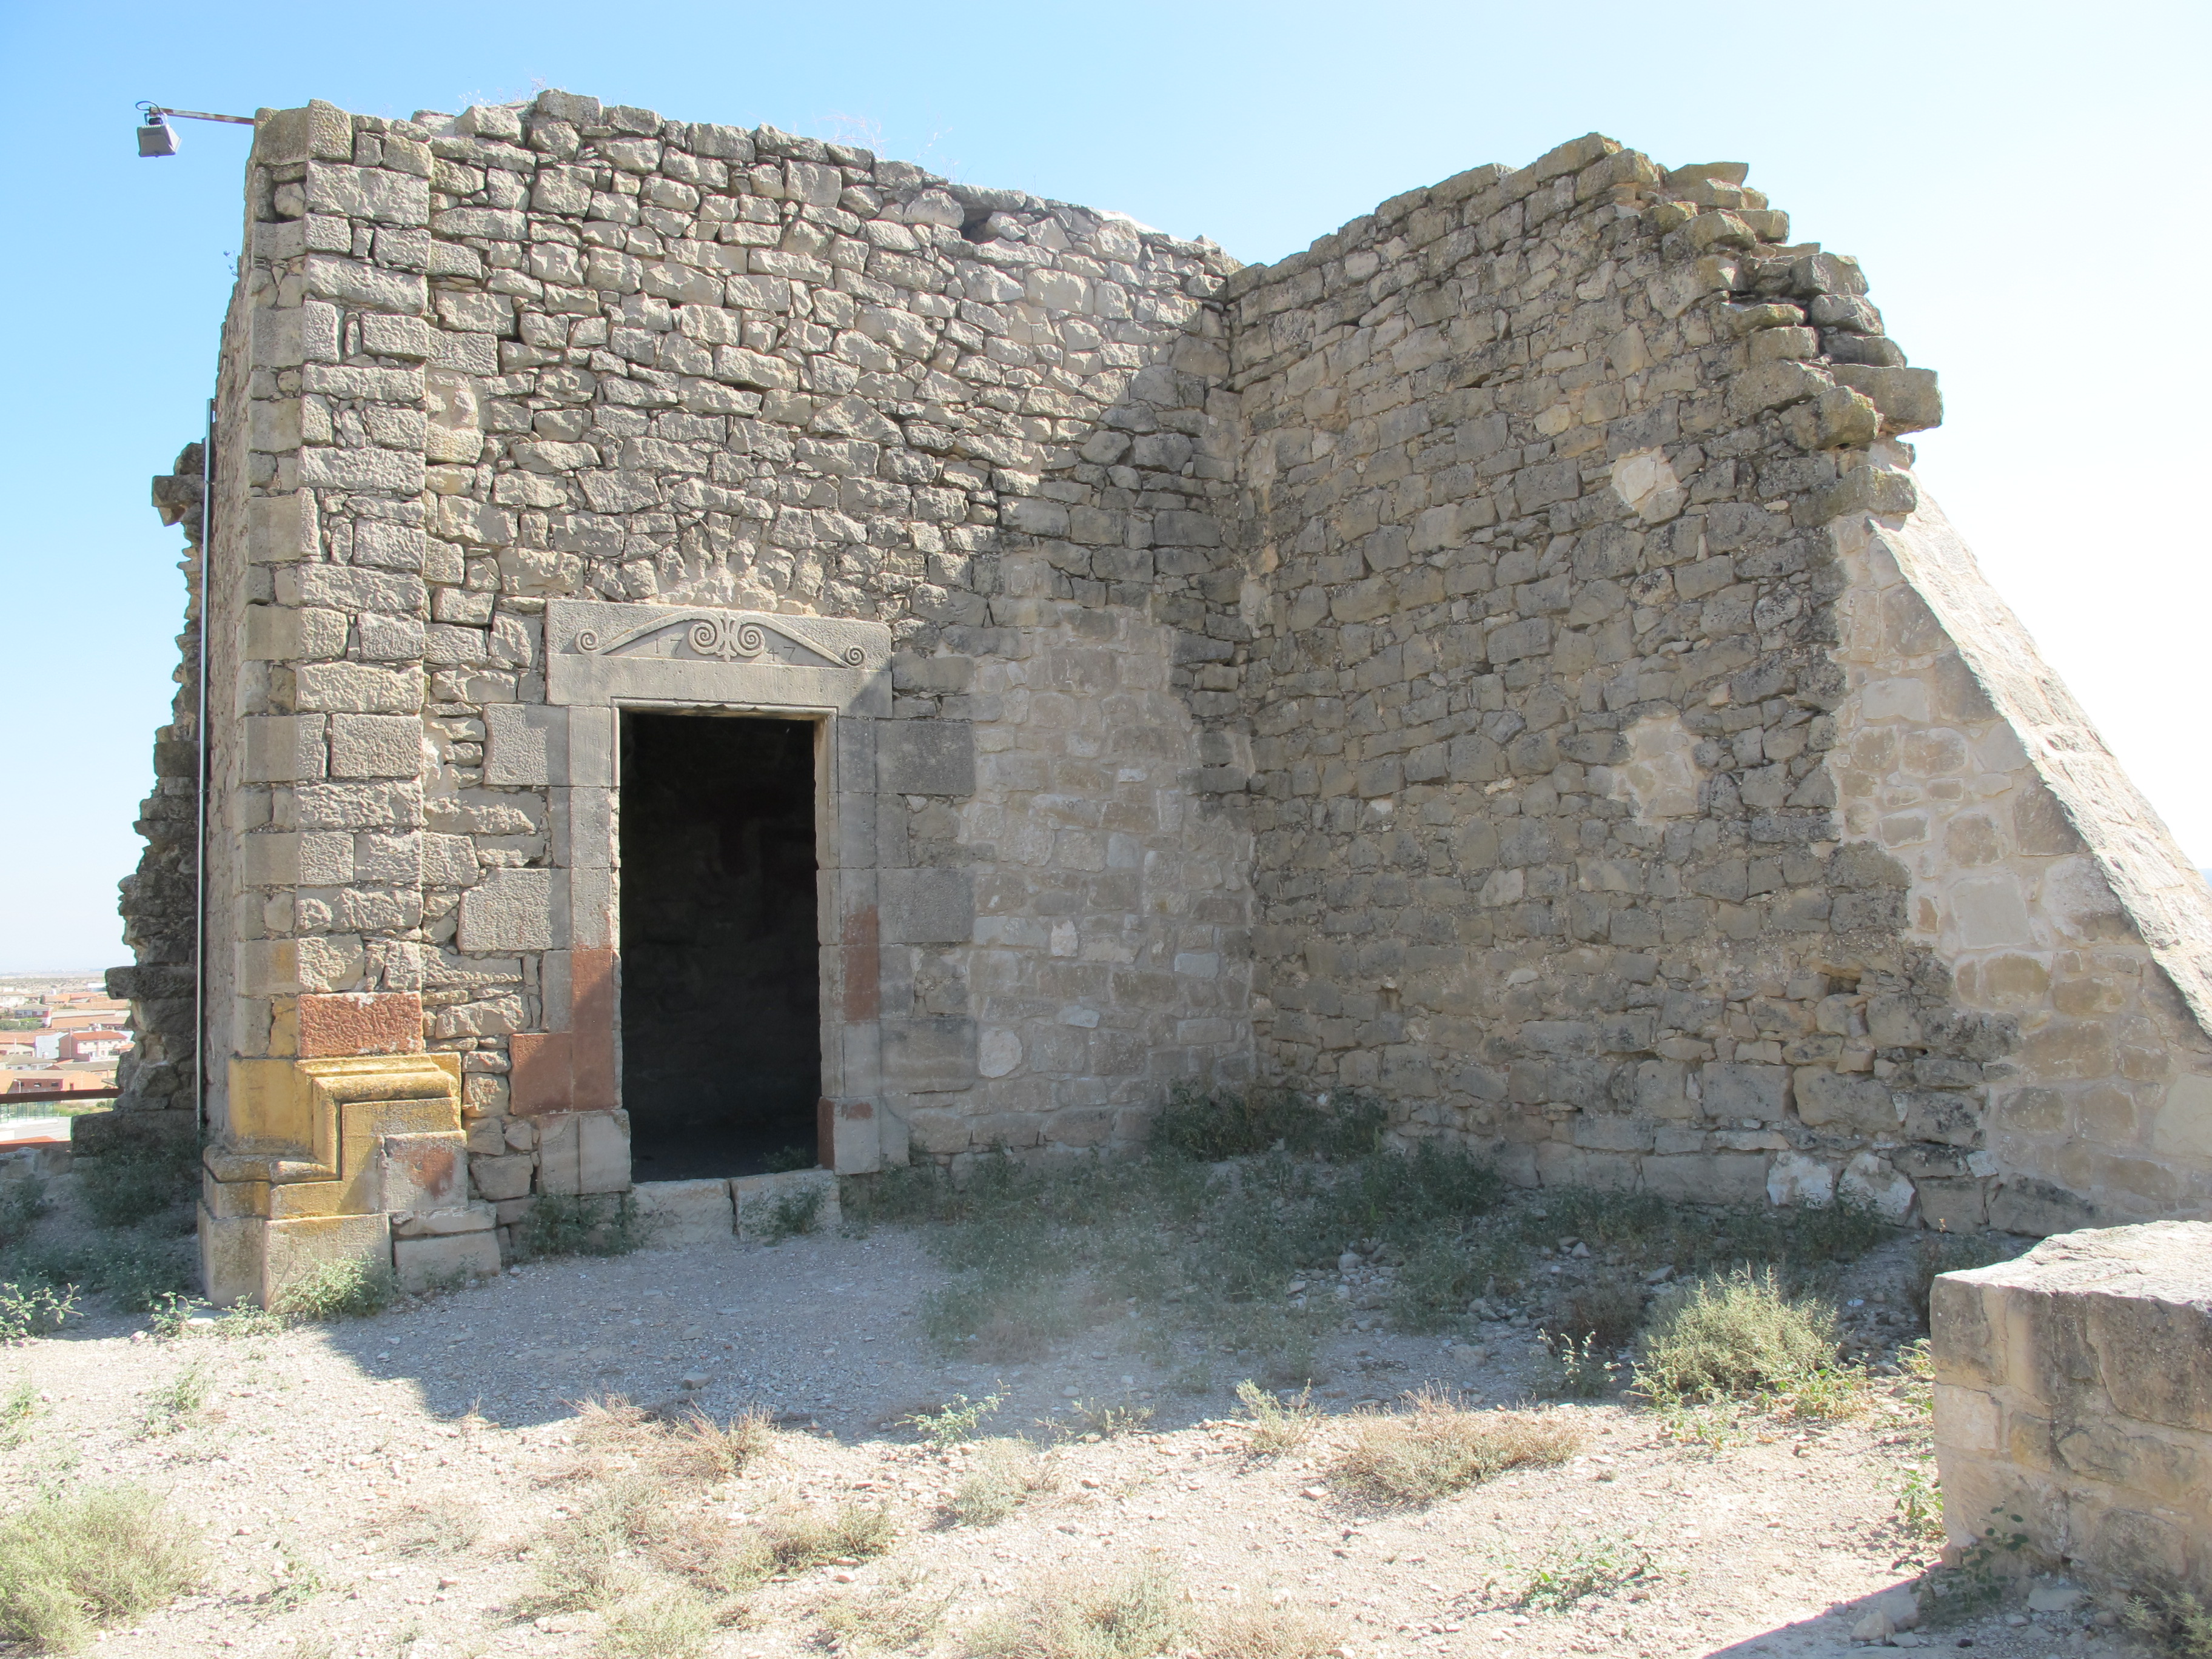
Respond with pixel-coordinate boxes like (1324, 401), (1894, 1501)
(0, 1202), (2143, 1659)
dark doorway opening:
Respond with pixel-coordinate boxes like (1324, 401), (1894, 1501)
(619, 712), (821, 1181)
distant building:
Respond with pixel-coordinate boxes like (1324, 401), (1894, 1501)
(45, 1009), (127, 1033)
(58, 1029), (131, 1062)
(4, 1072), (113, 1098)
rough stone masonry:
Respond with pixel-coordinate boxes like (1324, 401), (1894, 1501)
(110, 90), (2212, 1304)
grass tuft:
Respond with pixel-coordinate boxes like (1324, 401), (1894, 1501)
(966, 1566), (1191, 1659)
(1333, 1390), (1581, 1506)
(565, 1396), (774, 1484)
(600, 1583), (719, 1659)
(0, 1484), (204, 1652)
(739, 1502), (896, 1580)
(1207, 1603), (1347, 1659)
(370, 1496), (483, 1558)
(1632, 1266), (1840, 1404)
(1496, 1530), (1661, 1613)
(137, 1359), (211, 1436)
(820, 1567), (956, 1654)
(1235, 1380), (1319, 1455)
(947, 1438), (1058, 1527)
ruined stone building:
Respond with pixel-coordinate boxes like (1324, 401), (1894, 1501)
(111, 92), (2212, 1304)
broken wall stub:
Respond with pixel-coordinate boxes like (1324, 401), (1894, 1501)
(112, 92), (2212, 1300)
(1221, 144), (2212, 1227)
(1931, 1222), (2212, 1595)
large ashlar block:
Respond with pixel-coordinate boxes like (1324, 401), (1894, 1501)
(263, 1213), (391, 1308)
(732, 1168), (839, 1238)
(538, 1110), (631, 1196)
(634, 1178), (736, 1248)
(1931, 1221), (2212, 1595)
(392, 1207), (501, 1290)
(200, 1053), (464, 1305)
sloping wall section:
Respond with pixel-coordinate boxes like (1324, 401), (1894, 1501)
(114, 93), (2211, 1285)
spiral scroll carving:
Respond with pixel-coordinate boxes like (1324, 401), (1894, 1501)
(682, 617), (770, 660)
(574, 609), (875, 668)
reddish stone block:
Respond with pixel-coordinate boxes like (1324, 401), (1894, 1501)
(571, 947), (617, 1110)
(841, 907), (879, 1021)
(297, 992), (424, 1058)
(509, 1031), (574, 1114)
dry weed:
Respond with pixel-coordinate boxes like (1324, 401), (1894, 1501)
(369, 1495), (483, 1557)
(1207, 1601), (1346, 1659)
(738, 1502), (897, 1580)
(0, 1484), (204, 1652)
(560, 1395), (773, 1484)
(819, 1566), (957, 1652)
(1235, 1381), (1319, 1456)
(600, 1582), (719, 1658)
(1333, 1389), (1581, 1506)
(531, 1474), (661, 1612)
(947, 1438), (1059, 1527)
(966, 1566), (1191, 1659)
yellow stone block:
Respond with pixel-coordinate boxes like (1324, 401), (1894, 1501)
(263, 1213), (390, 1307)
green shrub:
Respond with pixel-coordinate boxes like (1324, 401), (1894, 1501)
(1633, 1266), (1840, 1404)
(0, 1280), (75, 1343)
(900, 1391), (1003, 1450)
(2123, 1587), (2212, 1659)
(0, 1484), (204, 1652)
(1148, 1085), (1385, 1162)
(270, 1257), (395, 1322)
(0, 1178), (44, 1249)
(760, 1184), (825, 1241)
(75, 1134), (200, 1230)
(1499, 1530), (1661, 1612)
(517, 1192), (648, 1259)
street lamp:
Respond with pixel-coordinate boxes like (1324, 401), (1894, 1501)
(136, 102), (256, 156)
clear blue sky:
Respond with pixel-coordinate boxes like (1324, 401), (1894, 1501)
(2, 1), (2205, 971)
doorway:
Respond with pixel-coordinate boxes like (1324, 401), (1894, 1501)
(618, 711), (822, 1179)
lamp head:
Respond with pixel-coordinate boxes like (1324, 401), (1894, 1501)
(136, 107), (177, 157)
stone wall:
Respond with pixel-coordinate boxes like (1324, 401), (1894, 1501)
(1931, 1221), (2212, 1595)
(1221, 141), (2212, 1227)
(113, 92), (2212, 1299)
(1830, 494), (2212, 1230)
(105, 444), (209, 1140)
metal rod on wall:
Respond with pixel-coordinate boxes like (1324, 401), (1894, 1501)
(195, 400), (212, 1136)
